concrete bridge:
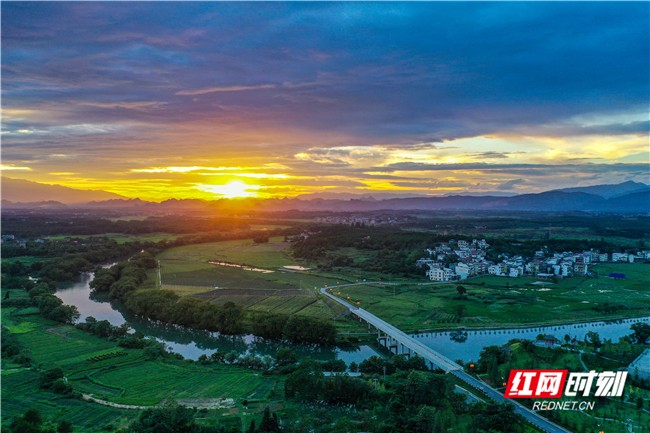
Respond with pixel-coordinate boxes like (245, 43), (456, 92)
(321, 283), (571, 433)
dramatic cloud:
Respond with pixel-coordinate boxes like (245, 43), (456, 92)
(1, 2), (648, 199)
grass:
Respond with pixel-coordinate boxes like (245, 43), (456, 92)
(159, 238), (347, 292)
(503, 342), (650, 433)
(1, 255), (43, 265)
(159, 237), (295, 269)
(155, 238), (650, 334)
(1, 368), (132, 432)
(154, 237), (369, 334)
(46, 232), (179, 244)
(1, 304), (283, 432)
(327, 263), (650, 332)
(404, 225), (649, 248)
(94, 362), (270, 405)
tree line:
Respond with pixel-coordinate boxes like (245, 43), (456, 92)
(289, 224), (627, 278)
(90, 259), (336, 345)
(283, 358), (525, 433)
(2, 236), (148, 286)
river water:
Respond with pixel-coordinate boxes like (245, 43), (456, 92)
(57, 273), (649, 365)
(413, 316), (650, 362)
(56, 273), (380, 364)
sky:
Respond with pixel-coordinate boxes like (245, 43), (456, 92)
(2, 1), (649, 201)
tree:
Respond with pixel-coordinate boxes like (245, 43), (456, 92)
(285, 359), (323, 401)
(456, 285), (467, 297)
(585, 331), (602, 350)
(224, 351), (239, 364)
(471, 402), (524, 433)
(10, 408), (43, 433)
(127, 404), (194, 433)
(210, 351), (225, 363)
(40, 367), (64, 389)
(630, 322), (650, 344)
(275, 347), (297, 367)
(454, 304), (466, 320)
(258, 407), (280, 433)
(414, 405), (437, 433)
(487, 355), (500, 386)
(49, 305), (80, 324)
(253, 235), (270, 244)
(477, 346), (506, 373)
(57, 420), (74, 433)
(23, 408), (43, 426)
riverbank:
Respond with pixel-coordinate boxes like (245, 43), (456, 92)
(55, 272), (381, 364)
(407, 313), (650, 335)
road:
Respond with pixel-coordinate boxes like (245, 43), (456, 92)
(321, 283), (571, 433)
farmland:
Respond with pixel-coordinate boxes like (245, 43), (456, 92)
(1, 307), (283, 432)
(156, 237), (365, 332)
(47, 232), (180, 244)
(327, 263), (650, 332)
(154, 236), (649, 334)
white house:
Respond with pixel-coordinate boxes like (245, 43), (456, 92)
(426, 266), (445, 281)
(455, 263), (470, 280)
(573, 263), (588, 275)
(488, 264), (505, 276)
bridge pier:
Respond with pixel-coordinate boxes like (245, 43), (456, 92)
(321, 286), (571, 433)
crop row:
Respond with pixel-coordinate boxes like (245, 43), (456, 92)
(87, 351), (128, 363)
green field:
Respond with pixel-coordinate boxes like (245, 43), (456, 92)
(46, 232), (179, 244)
(404, 224), (650, 248)
(157, 238), (649, 333)
(497, 342), (650, 433)
(1, 255), (43, 265)
(1, 307), (282, 432)
(328, 263), (650, 332)
(159, 237), (296, 269)
(155, 237), (368, 333)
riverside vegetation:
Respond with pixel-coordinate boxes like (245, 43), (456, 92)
(2, 211), (649, 432)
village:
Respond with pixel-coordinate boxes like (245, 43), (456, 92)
(416, 238), (650, 282)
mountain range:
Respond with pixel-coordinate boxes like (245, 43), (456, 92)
(2, 177), (649, 213)
(1, 177), (126, 204)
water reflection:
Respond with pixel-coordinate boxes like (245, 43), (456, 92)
(414, 316), (650, 362)
(56, 273), (380, 364)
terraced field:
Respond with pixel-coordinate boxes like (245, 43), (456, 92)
(1, 307), (282, 432)
(93, 362), (268, 405)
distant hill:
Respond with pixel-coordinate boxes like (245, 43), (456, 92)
(2, 179), (649, 214)
(557, 180), (649, 199)
(502, 191), (605, 211)
(599, 190), (650, 213)
(1, 177), (126, 204)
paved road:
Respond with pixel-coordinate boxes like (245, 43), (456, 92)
(321, 283), (571, 433)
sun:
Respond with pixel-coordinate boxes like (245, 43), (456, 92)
(197, 180), (260, 198)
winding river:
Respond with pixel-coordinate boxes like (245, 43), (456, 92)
(57, 273), (649, 365)
(56, 273), (380, 364)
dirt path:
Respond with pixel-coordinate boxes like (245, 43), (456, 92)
(81, 394), (235, 410)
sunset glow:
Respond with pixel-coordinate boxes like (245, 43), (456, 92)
(197, 181), (261, 199)
(1, 2), (648, 201)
